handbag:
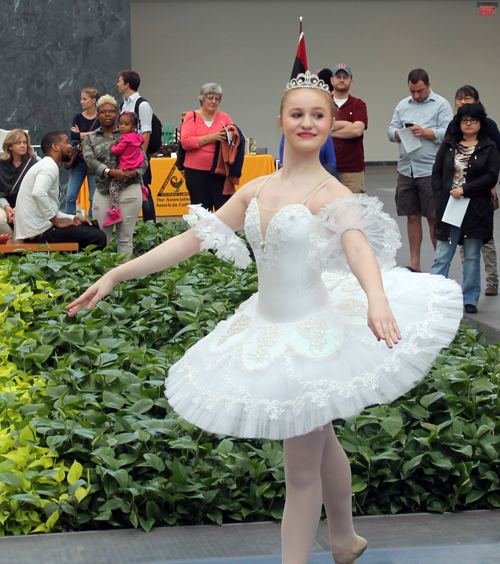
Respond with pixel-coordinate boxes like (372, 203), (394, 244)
(65, 117), (99, 170)
(176, 111), (196, 171)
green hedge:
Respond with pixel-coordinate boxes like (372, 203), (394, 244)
(0, 220), (498, 535)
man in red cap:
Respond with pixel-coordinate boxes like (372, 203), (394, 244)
(330, 64), (368, 193)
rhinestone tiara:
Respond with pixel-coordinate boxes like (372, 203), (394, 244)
(285, 71), (330, 94)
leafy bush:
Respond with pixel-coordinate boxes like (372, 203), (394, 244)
(0, 220), (498, 535)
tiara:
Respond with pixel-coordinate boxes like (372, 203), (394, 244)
(285, 71), (330, 93)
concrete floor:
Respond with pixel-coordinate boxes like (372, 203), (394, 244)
(2, 167), (499, 564)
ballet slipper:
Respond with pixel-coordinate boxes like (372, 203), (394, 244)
(332, 535), (367, 564)
(102, 207), (123, 227)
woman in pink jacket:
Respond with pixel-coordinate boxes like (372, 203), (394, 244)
(181, 83), (233, 211)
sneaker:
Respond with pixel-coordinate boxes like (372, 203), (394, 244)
(485, 284), (498, 296)
(464, 304), (478, 314)
(102, 207), (123, 227)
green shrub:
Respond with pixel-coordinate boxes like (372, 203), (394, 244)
(0, 220), (498, 535)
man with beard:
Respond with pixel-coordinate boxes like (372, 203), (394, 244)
(330, 64), (368, 193)
(14, 132), (107, 250)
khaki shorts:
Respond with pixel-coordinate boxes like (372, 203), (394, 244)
(338, 172), (366, 194)
(395, 173), (436, 218)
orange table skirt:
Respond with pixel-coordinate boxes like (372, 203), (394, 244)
(76, 154), (276, 217)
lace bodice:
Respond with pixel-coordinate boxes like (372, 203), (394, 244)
(185, 194), (401, 323)
(245, 198), (329, 322)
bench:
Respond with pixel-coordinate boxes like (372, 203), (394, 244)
(0, 241), (79, 253)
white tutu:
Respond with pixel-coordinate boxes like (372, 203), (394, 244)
(165, 196), (463, 439)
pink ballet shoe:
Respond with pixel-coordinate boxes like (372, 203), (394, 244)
(141, 186), (149, 200)
(332, 536), (367, 564)
(102, 207), (123, 227)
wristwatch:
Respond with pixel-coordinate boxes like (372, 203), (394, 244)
(104, 167), (111, 178)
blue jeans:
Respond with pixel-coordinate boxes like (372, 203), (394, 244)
(431, 225), (483, 306)
(65, 159), (96, 216)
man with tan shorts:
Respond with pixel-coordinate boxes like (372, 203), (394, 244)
(388, 68), (453, 272)
(330, 64), (368, 193)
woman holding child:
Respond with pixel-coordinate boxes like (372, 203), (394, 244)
(69, 73), (462, 564)
(83, 95), (148, 257)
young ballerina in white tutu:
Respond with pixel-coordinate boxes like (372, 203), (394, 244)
(67, 72), (462, 564)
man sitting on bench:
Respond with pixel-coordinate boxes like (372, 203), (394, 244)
(14, 132), (107, 251)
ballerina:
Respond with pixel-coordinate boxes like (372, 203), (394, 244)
(67, 72), (462, 564)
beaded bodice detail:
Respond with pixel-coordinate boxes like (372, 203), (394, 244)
(245, 198), (329, 323)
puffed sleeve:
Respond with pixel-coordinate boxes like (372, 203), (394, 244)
(308, 194), (401, 273)
(184, 204), (252, 269)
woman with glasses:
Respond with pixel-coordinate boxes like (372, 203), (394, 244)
(449, 85), (500, 297)
(83, 95), (148, 257)
(431, 103), (500, 313)
(181, 83), (234, 211)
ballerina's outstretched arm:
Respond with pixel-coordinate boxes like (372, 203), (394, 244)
(341, 228), (401, 348)
(66, 182), (257, 317)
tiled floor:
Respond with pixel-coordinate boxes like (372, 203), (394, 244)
(2, 510), (499, 563)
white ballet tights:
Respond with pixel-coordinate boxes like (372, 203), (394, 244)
(281, 424), (357, 564)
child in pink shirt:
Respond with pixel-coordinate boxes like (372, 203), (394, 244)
(106, 111), (145, 226)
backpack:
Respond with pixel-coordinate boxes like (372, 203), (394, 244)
(133, 97), (163, 154)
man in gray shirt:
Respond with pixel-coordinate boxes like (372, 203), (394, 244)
(388, 69), (453, 272)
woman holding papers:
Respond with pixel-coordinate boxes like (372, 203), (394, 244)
(431, 103), (500, 313)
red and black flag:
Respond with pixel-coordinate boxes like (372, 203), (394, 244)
(290, 31), (308, 79)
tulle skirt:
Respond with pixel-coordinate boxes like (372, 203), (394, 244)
(165, 268), (463, 439)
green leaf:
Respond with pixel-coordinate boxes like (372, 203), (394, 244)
(67, 461), (83, 484)
(381, 414), (403, 437)
(465, 489), (485, 504)
(420, 391), (445, 408)
(0, 473), (22, 488)
(143, 453), (165, 472)
(129, 398), (154, 414)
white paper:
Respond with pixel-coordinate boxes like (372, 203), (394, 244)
(442, 195), (470, 227)
(398, 127), (422, 153)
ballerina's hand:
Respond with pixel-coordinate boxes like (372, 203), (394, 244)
(65, 275), (116, 317)
(367, 296), (401, 349)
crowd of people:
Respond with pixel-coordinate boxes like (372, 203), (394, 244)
(0, 67), (498, 309)
(0, 63), (496, 563)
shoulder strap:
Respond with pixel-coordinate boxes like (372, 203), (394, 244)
(254, 172), (277, 199)
(134, 97), (145, 115)
(301, 176), (334, 207)
(9, 157), (33, 195)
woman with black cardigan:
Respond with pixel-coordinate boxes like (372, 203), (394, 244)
(431, 103), (500, 314)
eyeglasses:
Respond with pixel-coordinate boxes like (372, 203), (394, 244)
(456, 97), (474, 103)
(98, 109), (118, 115)
(205, 96), (221, 102)
(460, 118), (479, 124)
(335, 75), (350, 81)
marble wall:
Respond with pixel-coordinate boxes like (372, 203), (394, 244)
(0, 0), (131, 145)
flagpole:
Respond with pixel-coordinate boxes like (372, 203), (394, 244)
(299, 16), (303, 35)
